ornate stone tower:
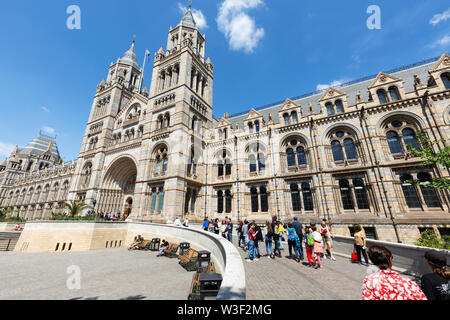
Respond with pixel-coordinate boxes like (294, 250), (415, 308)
(139, 6), (215, 220)
(69, 41), (144, 208)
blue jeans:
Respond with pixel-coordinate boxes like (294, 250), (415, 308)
(244, 234), (249, 249)
(265, 236), (273, 255)
(238, 232), (244, 247)
(279, 233), (284, 249)
(297, 236), (304, 259)
(227, 232), (232, 242)
(246, 241), (256, 259)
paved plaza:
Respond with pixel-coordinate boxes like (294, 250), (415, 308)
(0, 249), (193, 300)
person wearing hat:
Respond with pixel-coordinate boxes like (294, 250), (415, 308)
(421, 251), (450, 300)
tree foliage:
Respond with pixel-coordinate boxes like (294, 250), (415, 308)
(64, 201), (91, 218)
(406, 133), (450, 190)
(415, 229), (450, 250)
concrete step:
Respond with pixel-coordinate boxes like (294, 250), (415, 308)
(0, 232), (21, 240)
(0, 239), (18, 251)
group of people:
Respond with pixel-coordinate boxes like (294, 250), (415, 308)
(202, 217), (234, 242)
(235, 217), (336, 269)
(97, 211), (127, 221)
(362, 245), (449, 300)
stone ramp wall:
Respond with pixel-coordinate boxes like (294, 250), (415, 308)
(12, 221), (246, 300)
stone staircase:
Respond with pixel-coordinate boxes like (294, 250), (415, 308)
(0, 232), (21, 251)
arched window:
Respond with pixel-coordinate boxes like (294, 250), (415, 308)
(388, 86), (400, 102)
(387, 131), (403, 154)
(441, 73), (450, 89)
(260, 186), (268, 212)
(286, 148), (296, 167)
(155, 156), (161, 172)
(154, 146), (168, 174)
(335, 100), (344, 114)
(353, 178), (370, 209)
(164, 113), (170, 127)
(402, 128), (420, 151)
(258, 153), (265, 172)
(157, 187), (164, 212)
(248, 123), (254, 134)
(217, 190), (224, 213)
(291, 111), (298, 124)
(158, 115), (164, 129)
(162, 156), (168, 173)
(344, 138), (358, 160)
(290, 183), (301, 212)
(255, 121), (260, 133)
(418, 173), (441, 208)
(339, 180), (354, 210)
(400, 174), (421, 208)
(326, 102), (334, 116)
(223, 128), (228, 140)
(296, 147), (307, 166)
(218, 130), (223, 140)
(218, 160), (224, 177)
(331, 141), (344, 162)
(377, 89), (388, 104)
(283, 113), (290, 126)
(302, 182), (314, 211)
(225, 158), (232, 176)
(250, 187), (259, 213)
(249, 155), (257, 172)
(151, 188), (157, 213)
(225, 190), (232, 213)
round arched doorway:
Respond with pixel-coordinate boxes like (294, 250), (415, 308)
(97, 157), (137, 217)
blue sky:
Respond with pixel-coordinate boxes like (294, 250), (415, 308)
(0, 0), (449, 161)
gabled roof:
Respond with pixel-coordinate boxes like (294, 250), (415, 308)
(225, 56), (441, 129)
(368, 72), (402, 88)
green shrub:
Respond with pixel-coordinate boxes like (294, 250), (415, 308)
(415, 229), (450, 250)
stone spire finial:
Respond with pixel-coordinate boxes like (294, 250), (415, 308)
(189, 0), (192, 9)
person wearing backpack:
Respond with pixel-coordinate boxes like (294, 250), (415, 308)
(305, 226), (317, 267)
(254, 223), (264, 259)
(264, 221), (275, 259)
(286, 223), (300, 262)
(278, 221), (285, 250)
(271, 216), (282, 258)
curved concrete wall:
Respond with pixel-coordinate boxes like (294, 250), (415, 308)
(14, 221), (246, 300)
(332, 236), (450, 278)
(128, 222), (246, 300)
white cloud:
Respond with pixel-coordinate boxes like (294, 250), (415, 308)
(0, 142), (15, 158)
(430, 8), (450, 26)
(217, 0), (265, 53)
(178, 3), (208, 29)
(316, 79), (348, 91)
(429, 35), (450, 48)
(41, 106), (50, 113)
(41, 126), (56, 135)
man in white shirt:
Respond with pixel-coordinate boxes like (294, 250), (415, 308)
(174, 217), (181, 226)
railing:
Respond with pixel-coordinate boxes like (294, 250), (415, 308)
(331, 236), (450, 279)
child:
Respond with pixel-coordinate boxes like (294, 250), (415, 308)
(311, 226), (323, 269)
(304, 226), (317, 267)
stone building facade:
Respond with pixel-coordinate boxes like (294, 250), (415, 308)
(1, 8), (450, 244)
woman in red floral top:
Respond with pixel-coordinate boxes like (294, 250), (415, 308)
(362, 245), (427, 300)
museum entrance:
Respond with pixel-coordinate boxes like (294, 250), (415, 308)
(97, 157), (137, 217)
